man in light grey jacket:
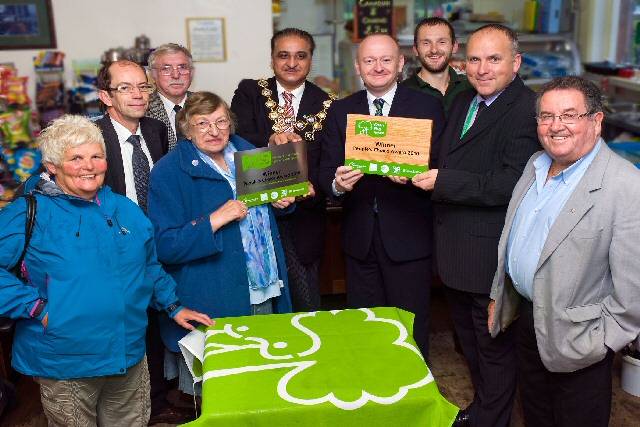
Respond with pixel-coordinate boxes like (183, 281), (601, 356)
(489, 76), (640, 427)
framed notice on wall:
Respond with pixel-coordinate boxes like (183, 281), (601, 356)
(186, 17), (227, 62)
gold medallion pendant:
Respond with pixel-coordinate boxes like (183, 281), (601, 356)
(257, 79), (337, 141)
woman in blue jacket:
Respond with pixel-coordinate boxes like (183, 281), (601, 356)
(0, 115), (212, 426)
(148, 92), (294, 395)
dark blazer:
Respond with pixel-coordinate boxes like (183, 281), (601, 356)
(432, 76), (541, 294)
(230, 77), (331, 263)
(95, 114), (169, 197)
(318, 84), (445, 262)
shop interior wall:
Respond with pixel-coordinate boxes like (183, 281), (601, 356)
(0, 0), (273, 105)
(577, 0), (621, 63)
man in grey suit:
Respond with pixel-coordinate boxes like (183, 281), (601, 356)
(489, 76), (640, 427)
(146, 43), (194, 150)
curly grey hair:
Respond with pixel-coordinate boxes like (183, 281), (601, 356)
(39, 115), (106, 166)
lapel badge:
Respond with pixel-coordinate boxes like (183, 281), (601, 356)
(192, 159), (199, 167)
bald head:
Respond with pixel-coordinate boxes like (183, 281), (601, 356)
(355, 34), (404, 97)
(357, 34), (400, 59)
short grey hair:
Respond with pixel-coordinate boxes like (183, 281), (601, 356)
(39, 115), (106, 166)
(536, 76), (604, 116)
(148, 43), (193, 69)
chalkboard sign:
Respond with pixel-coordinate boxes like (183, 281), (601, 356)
(353, 0), (393, 42)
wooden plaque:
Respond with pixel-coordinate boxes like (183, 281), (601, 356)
(344, 114), (432, 178)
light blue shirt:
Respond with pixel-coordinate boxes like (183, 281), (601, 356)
(506, 140), (602, 301)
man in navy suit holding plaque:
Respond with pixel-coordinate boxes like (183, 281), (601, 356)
(318, 33), (444, 358)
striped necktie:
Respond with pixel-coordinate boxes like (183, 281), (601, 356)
(282, 91), (294, 132)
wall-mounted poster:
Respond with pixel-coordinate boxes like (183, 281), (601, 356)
(0, 0), (56, 49)
(186, 17), (226, 62)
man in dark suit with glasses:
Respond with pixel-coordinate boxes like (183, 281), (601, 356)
(96, 60), (182, 425)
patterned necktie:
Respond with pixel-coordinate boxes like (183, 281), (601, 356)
(127, 134), (150, 212)
(282, 91), (294, 132)
(373, 98), (385, 116)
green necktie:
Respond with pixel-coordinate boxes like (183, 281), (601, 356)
(460, 99), (486, 138)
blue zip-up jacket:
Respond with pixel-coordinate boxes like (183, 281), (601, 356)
(148, 136), (293, 352)
(0, 178), (181, 379)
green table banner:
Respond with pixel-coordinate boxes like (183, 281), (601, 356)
(179, 307), (458, 427)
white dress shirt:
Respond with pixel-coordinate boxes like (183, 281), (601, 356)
(276, 80), (305, 119)
(366, 83), (397, 117)
(110, 118), (154, 205)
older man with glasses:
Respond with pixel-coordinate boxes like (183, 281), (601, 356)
(146, 43), (195, 150)
(489, 76), (640, 427)
(95, 59), (183, 425)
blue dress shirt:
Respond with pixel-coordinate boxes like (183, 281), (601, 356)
(506, 140), (602, 300)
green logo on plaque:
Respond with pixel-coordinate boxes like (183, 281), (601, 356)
(355, 119), (387, 137)
(242, 151), (272, 171)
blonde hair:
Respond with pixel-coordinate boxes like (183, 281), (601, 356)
(39, 115), (106, 166)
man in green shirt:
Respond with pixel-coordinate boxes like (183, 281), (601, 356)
(402, 17), (471, 114)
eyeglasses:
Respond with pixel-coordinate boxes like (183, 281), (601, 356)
(191, 118), (231, 133)
(108, 83), (155, 94)
(153, 64), (192, 76)
(536, 112), (592, 125)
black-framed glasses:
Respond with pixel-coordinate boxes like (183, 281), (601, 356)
(536, 112), (592, 125)
(108, 83), (155, 94)
(191, 118), (231, 133)
(153, 64), (192, 76)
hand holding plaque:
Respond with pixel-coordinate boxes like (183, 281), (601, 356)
(344, 114), (433, 178)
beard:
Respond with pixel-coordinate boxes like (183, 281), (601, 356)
(419, 51), (452, 74)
